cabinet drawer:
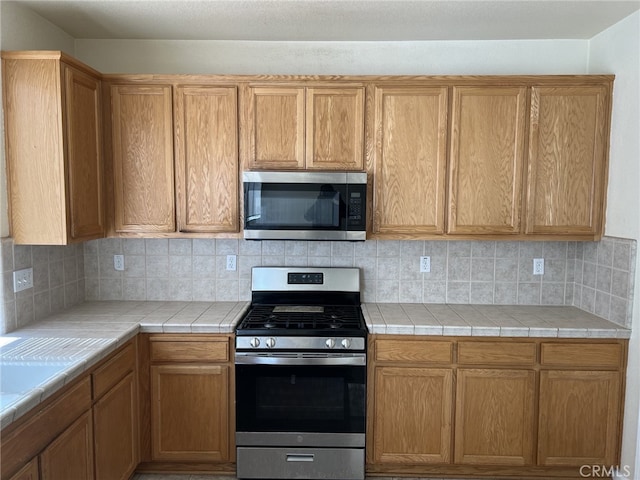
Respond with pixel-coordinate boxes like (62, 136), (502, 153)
(375, 339), (453, 364)
(540, 343), (623, 368)
(150, 336), (230, 363)
(458, 341), (536, 366)
(92, 341), (135, 399)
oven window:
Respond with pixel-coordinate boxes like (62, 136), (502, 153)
(236, 364), (365, 434)
(244, 183), (346, 230)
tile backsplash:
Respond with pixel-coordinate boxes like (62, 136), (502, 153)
(0, 236), (636, 334)
(1, 238), (85, 333)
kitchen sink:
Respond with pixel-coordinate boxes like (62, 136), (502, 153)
(0, 363), (67, 395)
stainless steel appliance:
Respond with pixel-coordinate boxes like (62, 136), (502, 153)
(243, 171), (367, 241)
(235, 267), (367, 480)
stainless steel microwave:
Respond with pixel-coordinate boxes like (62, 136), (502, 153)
(243, 171), (367, 241)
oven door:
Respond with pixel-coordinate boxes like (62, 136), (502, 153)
(235, 353), (366, 446)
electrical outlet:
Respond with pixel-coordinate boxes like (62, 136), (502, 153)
(226, 255), (237, 271)
(533, 258), (544, 275)
(420, 256), (431, 273)
(114, 255), (125, 271)
(13, 268), (33, 293)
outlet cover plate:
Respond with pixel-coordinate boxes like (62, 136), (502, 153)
(226, 255), (237, 271)
(114, 255), (125, 271)
(13, 268), (33, 292)
(420, 256), (431, 273)
(533, 258), (544, 275)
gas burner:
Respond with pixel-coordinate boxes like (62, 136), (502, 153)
(329, 322), (343, 329)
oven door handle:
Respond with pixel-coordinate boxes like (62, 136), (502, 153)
(234, 353), (366, 366)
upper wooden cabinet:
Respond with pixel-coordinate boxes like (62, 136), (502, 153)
(448, 86), (527, 235)
(246, 85), (364, 170)
(111, 84), (175, 233)
(525, 85), (610, 237)
(174, 86), (239, 233)
(247, 87), (305, 169)
(372, 87), (448, 235)
(2, 52), (105, 244)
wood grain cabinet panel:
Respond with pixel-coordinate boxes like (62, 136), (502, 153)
(7, 459), (38, 480)
(93, 372), (138, 480)
(149, 336), (230, 363)
(306, 87), (364, 170)
(40, 411), (94, 480)
(247, 86), (305, 169)
(175, 85), (239, 233)
(455, 369), (535, 465)
(448, 86), (526, 234)
(526, 85), (610, 237)
(540, 342), (623, 368)
(1, 53), (104, 244)
(538, 370), (621, 466)
(111, 84), (175, 233)
(372, 87), (448, 235)
(375, 339), (452, 364)
(373, 367), (453, 464)
(246, 85), (364, 170)
(151, 364), (230, 462)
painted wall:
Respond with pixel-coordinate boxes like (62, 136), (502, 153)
(588, 10), (640, 478)
(74, 38), (590, 75)
(0, 1), (75, 238)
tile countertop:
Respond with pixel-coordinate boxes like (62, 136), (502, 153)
(362, 303), (631, 339)
(0, 301), (631, 430)
(0, 300), (249, 430)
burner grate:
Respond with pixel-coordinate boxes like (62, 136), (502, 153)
(237, 305), (363, 331)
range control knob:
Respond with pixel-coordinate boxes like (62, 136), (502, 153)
(265, 337), (276, 349)
(325, 338), (336, 349)
(250, 337), (260, 348)
(341, 338), (352, 349)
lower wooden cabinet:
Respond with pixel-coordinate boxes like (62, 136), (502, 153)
(151, 364), (230, 462)
(538, 370), (621, 466)
(7, 459), (38, 480)
(455, 368), (535, 465)
(373, 366), (453, 464)
(144, 334), (233, 466)
(40, 411), (94, 480)
(368, 336), (627, 478)
(93, 372), (138, 480)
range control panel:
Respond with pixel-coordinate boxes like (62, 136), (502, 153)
(287, 273), (324, 285)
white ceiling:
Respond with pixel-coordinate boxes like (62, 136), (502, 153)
(10, 0), (640, 42)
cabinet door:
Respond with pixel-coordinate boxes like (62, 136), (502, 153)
(373, 87), (448, 235)
(538, 370), (621, 466)
(526, 85), (609, 236)
(306, 87), (364, 170)
(373, 367), (452, 464)
(455, 369), (535, 465)
(40, 411), (94, 480)
(94, 372), (138, 480)
(63, 65), (105, 241)
(448, 87), (526, 234)
(111, 84), (175, 232)
(151, 364), (229, 462)
(175, 86), (239, 233)
(8, 458), (39, 480)
(247, 87), (305, 169)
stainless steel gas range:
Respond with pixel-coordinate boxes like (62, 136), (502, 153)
(235, 267), (367, 480)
